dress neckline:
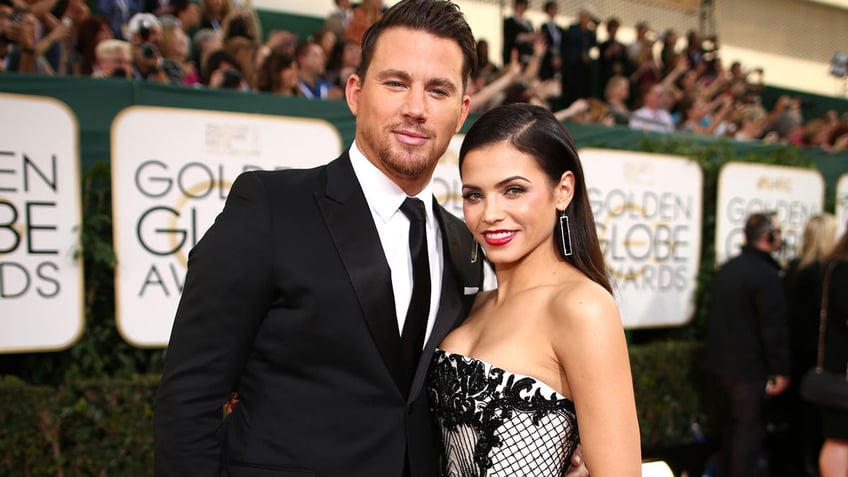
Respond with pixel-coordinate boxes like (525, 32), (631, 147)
(435, 348), (573, 403)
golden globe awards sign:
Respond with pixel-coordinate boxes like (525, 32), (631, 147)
(581, 149), (703, 328)
(837, 173), (848, 237)
(112, 107), (342, 347)
(0, 93), (84, 352)
(715, 162), (824, 266)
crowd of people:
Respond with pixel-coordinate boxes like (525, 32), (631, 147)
(1, 0), (847, 152)
(704, 210), (848, 477)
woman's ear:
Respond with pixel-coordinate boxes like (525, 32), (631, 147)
(555, 171), (575, 210)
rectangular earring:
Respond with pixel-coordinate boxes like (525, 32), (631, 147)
(560, 214), (573, 256)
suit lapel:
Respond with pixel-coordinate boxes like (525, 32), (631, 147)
(408, 202), (483, 399)
(315, 155), (407, 394)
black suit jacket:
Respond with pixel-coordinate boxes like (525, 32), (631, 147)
(154, 153), (482, 477)
(702, 246), (791, 381)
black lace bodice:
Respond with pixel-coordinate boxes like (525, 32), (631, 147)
(427, 349), (579, 477)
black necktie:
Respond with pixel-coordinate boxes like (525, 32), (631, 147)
(399, 198), (431, 386)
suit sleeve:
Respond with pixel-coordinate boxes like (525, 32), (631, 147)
(756, 270), (792, 376)
(154, 171), (275, 476)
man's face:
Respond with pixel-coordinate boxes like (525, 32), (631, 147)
(346, 27), (470, 195)
(299, 43), (326, 76)
(99, 49), (132, 77)
(0, 5), (14, 43)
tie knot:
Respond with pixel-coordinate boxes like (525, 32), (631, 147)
(400, 197), (426, 224)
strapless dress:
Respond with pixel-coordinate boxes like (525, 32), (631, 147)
(427, 348), (579, 477)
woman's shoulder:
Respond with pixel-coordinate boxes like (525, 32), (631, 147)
(546, 276), (619, 328)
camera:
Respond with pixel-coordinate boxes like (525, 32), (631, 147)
(140, 42), (158, 60)
(9, 7), (26, 23)
(221, 69), (243, 89)
(139, 19), (152, 42)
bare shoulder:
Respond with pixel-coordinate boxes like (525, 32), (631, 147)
(546, 278), (620, 332)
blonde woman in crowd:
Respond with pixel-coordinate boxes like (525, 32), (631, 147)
(785, 213), (839, 475)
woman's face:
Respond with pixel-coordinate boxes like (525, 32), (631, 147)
(461, 141), (572, 266)
(279, 63), (298, 91)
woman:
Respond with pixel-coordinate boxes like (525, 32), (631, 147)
(427, 103), (641, 476)
(819, 221), (848, 476)
(254, 51), (299, 96)
(786, 213), (838, 475)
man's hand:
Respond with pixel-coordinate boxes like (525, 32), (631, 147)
(766, 375), (790, 396)
(564, 444), (589, 477)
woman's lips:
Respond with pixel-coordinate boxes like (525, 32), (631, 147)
(482, 230), (516, 246)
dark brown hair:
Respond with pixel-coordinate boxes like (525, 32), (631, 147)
(357, 0), (476, 90)
(458, 103), (612, 294)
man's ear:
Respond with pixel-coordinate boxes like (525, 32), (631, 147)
(345, 73), (362, 116)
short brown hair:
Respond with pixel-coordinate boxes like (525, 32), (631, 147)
(357, 0), (477, 90)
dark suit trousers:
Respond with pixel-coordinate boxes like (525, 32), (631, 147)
(713, 375), (769, 477)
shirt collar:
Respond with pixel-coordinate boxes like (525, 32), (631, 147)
(349, 140), (435, 225)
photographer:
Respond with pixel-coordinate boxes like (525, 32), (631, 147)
(126, 12), (168, 82)
(0, 0), (73, 74)
(91, 38), (131, 78)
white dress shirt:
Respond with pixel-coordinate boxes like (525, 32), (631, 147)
(349, 141), (444, 347)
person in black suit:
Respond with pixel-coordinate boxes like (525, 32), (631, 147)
(702, 211), (792, 477)
(538, 1), (563, 82)
(153, 1), (586, 476)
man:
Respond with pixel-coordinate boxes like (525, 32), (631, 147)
(628, 83), (674, 133)
(501, 0), (536, 67)
(702, 212), (792, 477)
(295, 39), (340, 99)
(154, 1), (586, 476)
(561, 5), (597, 107)
(91, 38), (133, 78)
(538, 1), (563, 81)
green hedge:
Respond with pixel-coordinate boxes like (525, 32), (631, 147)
(0, 340), (711, 475)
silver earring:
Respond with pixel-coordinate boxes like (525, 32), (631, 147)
(470, 241), (479, 263)
(560, 213), (573, 257)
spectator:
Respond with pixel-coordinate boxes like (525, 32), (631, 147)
(294, 39), (340, 99)
(561, 4), (597, 107)
(201, 48), (245, 90)
(98, 0), (143, 39)
(126, 12), (168, 82)
(626, 21), (650, 71)
(343, 0), (383, 47)
(254, 51), (299, 95)
(817, 221), (848, 477)
(537, 1), (562, 81)
(172, 0), (200, 35)
(731, 103), (768, 141)
(604, 74), (631, 126)
(191, 27), (221, 81)
(598, 17), (626, 96)
(629, 83), (674, 132)
(501, 0), (535, 67)
(785, 213), (838, 477)
(0, 5), (56, 73)
(223, 34), (255, 85)
(678, 93), (733, 136)
(703, 212), (791, 477)
(69, 14), (112, 76)
(659, 28), (679, 75)
(91, 38), (132, 78)
(324, 0), (352, 38)
(324, 37), (359, 88)
(311, 27), (336, 59)
(160, 18), (197, 85)
(199, 0), (233, 33)
(474, 38), (498, 84)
